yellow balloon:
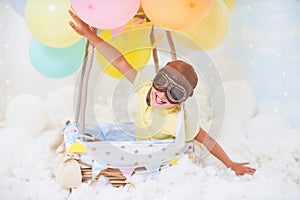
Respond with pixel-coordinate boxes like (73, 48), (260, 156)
(96, 21), (152, 79)
(223, 0), (237, 12)
(25, 0), (82, 48)
(174, 0), (230, 50)
(141, 0), (213, 30)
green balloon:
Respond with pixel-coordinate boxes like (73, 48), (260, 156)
(29, 38), (86, 78)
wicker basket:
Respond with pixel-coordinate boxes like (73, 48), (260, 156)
(56, 128), (200, 188)
(78, 160), (128, 187)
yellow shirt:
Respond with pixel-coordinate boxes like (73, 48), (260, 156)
(133, 72), (199, 141)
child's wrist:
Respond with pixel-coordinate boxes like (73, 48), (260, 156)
(225, 160), (234, 168)
(84, 30), (95, 38)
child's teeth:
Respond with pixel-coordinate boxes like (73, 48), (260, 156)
(157, 96), (163, 103)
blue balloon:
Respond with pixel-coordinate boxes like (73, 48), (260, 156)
(29, 38), (86, 79)
(9, 0), (27, 17)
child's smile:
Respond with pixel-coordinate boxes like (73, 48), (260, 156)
(150, 87), (177, 109)
(156, 93), (167, 104)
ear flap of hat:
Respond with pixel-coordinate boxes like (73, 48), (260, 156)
(146, 88), (151, 106)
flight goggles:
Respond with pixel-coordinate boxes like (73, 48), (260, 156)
(152, 69), (192, 104)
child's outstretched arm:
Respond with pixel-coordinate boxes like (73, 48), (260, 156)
(68, 9), (137, 83)
(194, 128), (256, 176)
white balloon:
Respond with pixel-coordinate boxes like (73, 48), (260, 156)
(46, 86), (75, 127)
(212, 81), (257, 124)
(218, 118), (247, 146)
(245, 113), (291, 139)
(6, 94), (48, 135)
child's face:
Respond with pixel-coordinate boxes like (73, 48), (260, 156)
(150, 87), (178, 109)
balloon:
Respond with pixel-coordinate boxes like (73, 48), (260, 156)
(223, 0), (237, 12)
(212, 81), (256, 124)
(25, 0), (82, 48)
(141, 0), (212, 30)
(173, 0), (230, 50)
(96, 21), (152, 79)
(215, 118), (246, 146)
(29, 38), (86, 79)
(9, 0), (27, 17)
(245, 114), (291, 140)
(6, 94), (48, 135)
(71, 0), (140, 29)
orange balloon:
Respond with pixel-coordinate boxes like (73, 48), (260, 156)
(174, 0), (230, 50)
(141, 0), (213, 30)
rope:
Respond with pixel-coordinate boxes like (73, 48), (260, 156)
(150, 26), (159, 73)
(166, 30), (177, 61)
(75, 40), (90, 124)
(78, 44), (94, 135)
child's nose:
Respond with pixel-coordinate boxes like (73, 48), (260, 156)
(157, 91), (167, 99)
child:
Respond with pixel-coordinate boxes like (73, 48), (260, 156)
(68, 10), (256, 176)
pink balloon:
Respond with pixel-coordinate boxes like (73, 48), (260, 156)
(71, 0), (140, 29)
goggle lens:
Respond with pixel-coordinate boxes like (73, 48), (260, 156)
(170, 87), (184, 101)
(153, 74), (166, 87)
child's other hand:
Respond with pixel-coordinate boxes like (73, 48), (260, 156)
(68, 9), (95, 36)
(230, 162), (256, 176)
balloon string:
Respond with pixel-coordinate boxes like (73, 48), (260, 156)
(150, 26), (159, 73)
(75, 40), (90, 124)
(166, 30), (177, 61)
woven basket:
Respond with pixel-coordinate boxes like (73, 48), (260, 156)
(58, 131), (200, 188)
(78, 160), (128, 187)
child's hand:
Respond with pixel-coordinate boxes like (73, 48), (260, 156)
(230, 162), (256, 176)
(68, 9), (95, 37)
